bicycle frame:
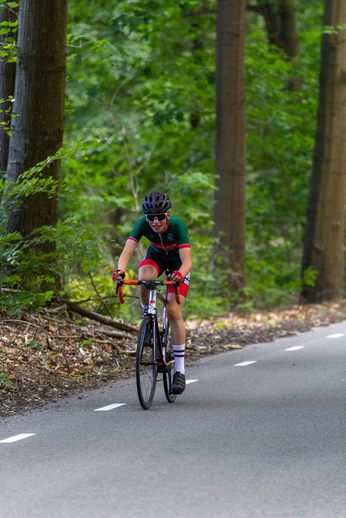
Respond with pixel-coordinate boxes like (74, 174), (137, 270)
(115, 278), (180, 408)
(160, 290), (171, 367)
(116, 278), (180, 367)
(148, 287), (160, 368)
(149, 285), (171, 372)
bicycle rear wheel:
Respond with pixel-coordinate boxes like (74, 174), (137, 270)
(136, 315), (158, 410)
(163, 323), (177, 403)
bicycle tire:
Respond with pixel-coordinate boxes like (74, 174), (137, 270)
(163, 322), (177, 404)
(136, 315), (158, 410)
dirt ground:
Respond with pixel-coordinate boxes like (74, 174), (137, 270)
(1, 301), (346, 418)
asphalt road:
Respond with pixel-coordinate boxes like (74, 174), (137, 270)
(0, 321), (345, 518)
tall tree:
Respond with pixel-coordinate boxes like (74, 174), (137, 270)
(0, 2), (18, 176)
(302, 0), (346, 302)
(5, 0), (68, 285)
(214, 0), (247, 293)
(248, 0), (302, 91)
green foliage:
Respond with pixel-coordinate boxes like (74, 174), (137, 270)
(2, 1), (326, 317)
(244, 27), (320, 306)
(302, 267), (319, 287)
(0, 217), (109, 314)
(0, 145), (113, 314)
(25, 341), (42, 351)
(0, 370), (10, 390)
(322, 24), (346, 35)
(58, 0), (325, 314)
(0, 96), (15, 136)
(0, 165), (56, 313)
(0, 1), (18, 63)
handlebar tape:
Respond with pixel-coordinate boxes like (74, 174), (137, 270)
(116, 280), (181, 305)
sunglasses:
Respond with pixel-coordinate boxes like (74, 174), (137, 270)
(146, 213), (167, 222)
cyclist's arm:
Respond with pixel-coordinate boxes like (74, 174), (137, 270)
(177, 247), (192, 279)
(114, 239), (137, 279)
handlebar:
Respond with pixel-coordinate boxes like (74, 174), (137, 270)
(116, 279), (181, 305)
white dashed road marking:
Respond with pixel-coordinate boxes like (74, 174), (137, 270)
(0, 433), (36, 444)
(327, 333), (344, 339)
(285, 346), (305, 351)
(234, 361), (257, 367)
(94, 403), (127, 412)
(186, 379), (198, 385)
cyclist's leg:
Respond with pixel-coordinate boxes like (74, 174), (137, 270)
(139, 247), (164, 310)
(166, 292), (186, 345)
(138, 264), (158, 307)
(166, 270), (189, 344)
(166, 266), (189, 366)
(167, 266), (189, 393)
(166, 292), (187, 394)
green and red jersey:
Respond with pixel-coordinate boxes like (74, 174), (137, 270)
(129, 215), (190, 256)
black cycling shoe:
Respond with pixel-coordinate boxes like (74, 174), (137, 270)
(171, 372), (186, 394)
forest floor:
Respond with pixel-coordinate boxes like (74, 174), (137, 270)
(1, 301), (346, 418)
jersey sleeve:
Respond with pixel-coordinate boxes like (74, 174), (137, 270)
(176, 218), (190, 250)
(129, 217), (147, 244)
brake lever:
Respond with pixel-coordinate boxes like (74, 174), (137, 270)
(115, 280), (124, 297)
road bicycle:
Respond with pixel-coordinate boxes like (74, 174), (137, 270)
(116, 275), (181, 410)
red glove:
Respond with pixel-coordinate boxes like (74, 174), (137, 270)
(112, 270), (125, 282)
(172, 270), (184, 281)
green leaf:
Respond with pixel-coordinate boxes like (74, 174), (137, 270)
(26, 341), (42, 351)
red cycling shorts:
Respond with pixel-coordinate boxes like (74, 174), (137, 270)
(140, 246), (190, 298)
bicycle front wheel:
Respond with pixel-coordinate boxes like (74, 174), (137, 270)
(163, 323), (177, 404)
(136, 315), (158, 410)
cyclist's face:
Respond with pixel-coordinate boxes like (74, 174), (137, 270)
(148, 213), (170, 233)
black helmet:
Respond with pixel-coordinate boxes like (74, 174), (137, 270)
(142, 190), (171, 214)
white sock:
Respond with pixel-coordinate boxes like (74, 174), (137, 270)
(141, 303), (149, 313)
(173, 344), (185, 374)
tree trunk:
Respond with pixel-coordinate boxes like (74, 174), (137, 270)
(302, 0), (346, 302)
(214, 0), (246, 293)
(0, 4), (18, 176)
(248, 0), (302, 90)
(279, 0), (302, 91)
(280, 0), (299, 58)
(190, 19), (204, 129)
(248, 3), (282, 48)
(5, 0), (68, 287)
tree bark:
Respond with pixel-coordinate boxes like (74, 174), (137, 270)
(5, 0), (68, 286)
(279, 0), (299, 58)
(279, 0), (302, 91)
(189, 18), (204, 129)
(0, 4), (18, 176)
(247, 3), (282, 48)
(302, 0), (346, 302)
(61, 299), (138, 334)
(214, 0), (247, 293)
(248, 0), (302, 90)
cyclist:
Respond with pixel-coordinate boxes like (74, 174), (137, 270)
(113, 190), (192, 394)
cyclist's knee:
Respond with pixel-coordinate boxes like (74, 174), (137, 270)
(167, 304), (182, 323)
(139, 265), (158, 281)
